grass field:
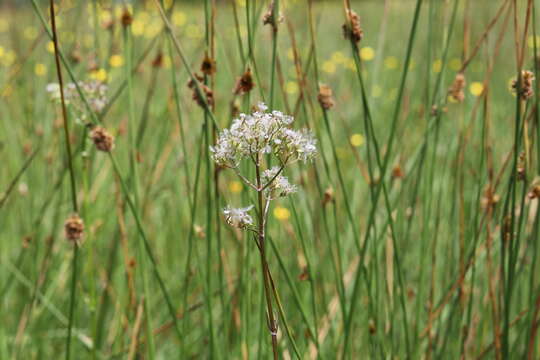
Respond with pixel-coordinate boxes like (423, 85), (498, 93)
(1, 0), (540, 359)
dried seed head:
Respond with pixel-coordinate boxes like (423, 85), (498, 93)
(322, 187), (334, 206)
(194, 225), (206, 239)
(517, 152), (526, 181)
(298, 267), (309, 281)
(262, 1), (283, 30)
(64, 214), (84, 244)
(502, 215), (512, 245)
(512, 70), (535, 100)
(449, 72), (466, 103)
(481, 185), (500, 210)
(121, 7), (133, 27)
(392, 164), (404, 179)
(90, 126), (115, 152)
(187, 74), (214, 108)
(201, 53), (217, 76)
(70, 48), (82, 64)
(368, 319), (376, 335)
(234, 68), (255, 95)
(528, 184), (540, 199)
(151, 52), (164, 68)
(317, 84), (335, 110)
(343, 9), (363, 44)
(22, 235), (32, 248)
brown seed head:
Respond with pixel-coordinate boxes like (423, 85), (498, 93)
(481, 185), (500, 210)
(368, 319), (376, 335)
(194, 225), (206, 239)
(121, 8), (133, 27)
(298, 267), (309, 281)
(22, 235), (32, 249)
(151, 52), (164, 68)
(64, 214), (84, 244)
(262, 1), (283, 30)
(512, 70), (535, 100)
(528, 185), (540, 199)
(70, 48), (82, 64)
(201, 53), (217, 76)
(90, 126), (115, 152)
(323, 187), (334, 206)
(234, 68), (255, 95)
(449, 72), (466, 103)
(187, 74), (214, 108)
(517, 152), (526, 181)
(392, 165), (404, 179)
(430, 105), (439, 117)
(343, 9), (363, 44)
(502, 215), (512, 245)
(317, 84), (335, 110)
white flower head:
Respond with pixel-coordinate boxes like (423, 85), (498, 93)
(210, 103), (317, 168)
(46, 83), (61, 100)
(262, 166), (297, 198)
(46, 80), (108, 123)
(223, 205), (254, 229)
(277, 128), (317, 163)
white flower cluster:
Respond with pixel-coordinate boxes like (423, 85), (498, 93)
(223, 205), (254, 229)
(210, 102), (317, 168)
(46, 80), (108, 122)
(217, 104), (317, 230)
(262, 166), (297, 198)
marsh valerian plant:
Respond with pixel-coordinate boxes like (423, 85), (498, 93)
(211, 102), (316, 358)
(46, 80), (108, 124)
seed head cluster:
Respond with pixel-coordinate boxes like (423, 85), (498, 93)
(90, 126), (115, 152)
(211, 102), (317, 168)
(317, 84), (335, 110)
(343, 9), (363, 44)
(121, 7), (133, 27)
(449, 73), (466, 103)
(512, 70), (535, 100)
(151, 52), (164, 68)
(234, 68), (255, 95)
(187, 74), (214, 108)
(201, 53), (217, 76)
(529, 184), (540, 199)
(262, 1), (284, 30)
(64, 214), (84, 244)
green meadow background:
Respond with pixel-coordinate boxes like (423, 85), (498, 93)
(1, 0), (540, 359)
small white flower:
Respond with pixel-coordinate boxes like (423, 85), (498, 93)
(223, 205), (254, 228)
(262, 166), (297, 198)
(257, 102), (268, 111)
(46, 83), (62, 101)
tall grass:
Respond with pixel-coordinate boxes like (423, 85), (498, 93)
(1, 0), (540, 358)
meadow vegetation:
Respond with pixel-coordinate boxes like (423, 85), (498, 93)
(1, 0), (540, 359)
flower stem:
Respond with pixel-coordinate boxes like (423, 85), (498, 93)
(255, 161), (279, 360)
(49, 2), (79, 359)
